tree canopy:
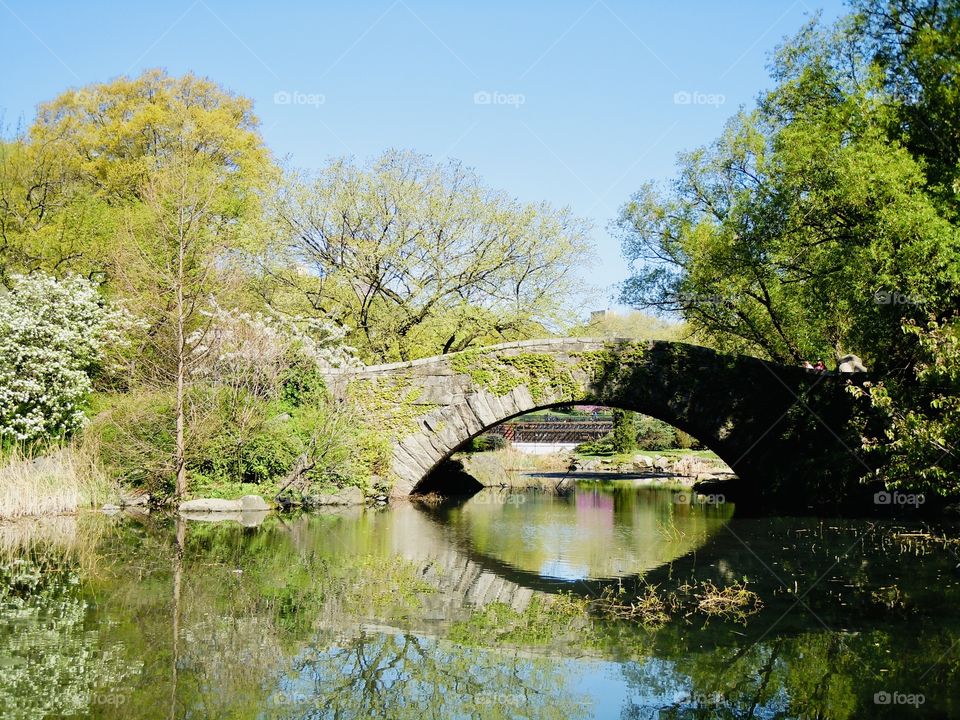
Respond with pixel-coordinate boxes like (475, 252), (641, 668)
(276, 150), (595, 362)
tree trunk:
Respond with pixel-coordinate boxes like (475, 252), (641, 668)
(174, 230), (188, 498)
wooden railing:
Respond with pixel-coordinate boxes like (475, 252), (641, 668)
(490, 419), (612, 443)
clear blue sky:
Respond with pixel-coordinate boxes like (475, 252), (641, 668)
(0, 0), (848, 314)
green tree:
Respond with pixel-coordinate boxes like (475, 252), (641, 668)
(277, 150), (595, 362)
(567, 310), (689, 342)
(851, 317), (960, 493)
(616, 13), (959, 370)
(855, 0), (960, 206)
(610, 408), (637, 454)
(0, 137), (116, 284)
(616, 1), (960, 491)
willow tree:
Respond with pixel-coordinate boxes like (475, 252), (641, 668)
(616, 11), (958, 370)
(276, 150), (595, 362)
(616, 1), (960, 492)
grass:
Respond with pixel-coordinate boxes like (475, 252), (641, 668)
(575, 448), (721, 462)
(0, 443), (116, 520)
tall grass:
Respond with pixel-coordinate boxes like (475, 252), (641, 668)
(0, 442), (116, 519)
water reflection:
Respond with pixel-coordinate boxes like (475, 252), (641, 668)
(0, 487), (959, 719)
(436, 484), (732, 581)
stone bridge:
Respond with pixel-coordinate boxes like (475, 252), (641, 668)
(325, 339), (869, 507)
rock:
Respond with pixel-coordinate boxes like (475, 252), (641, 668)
(179, 498), (242, 513)
(101, 503), (121, 514)
(119, 493), (150, 507)
(653, 456), (670, 471)
(632, 454), (654, 469)
(240, 495), (270, 511)
(838, 354), (867, 373)
(177, 495), (270, 513)
(306, 486), (365, 506)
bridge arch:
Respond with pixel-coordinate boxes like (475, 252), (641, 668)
(325, 339), (867, 506)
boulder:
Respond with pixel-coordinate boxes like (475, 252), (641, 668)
(179, 498), (242, 513)
(240, 495), (270, 511)
(653, 456), (671, 471)
(119, 493), (150, 507)
(306, 486), (365, 506)
(632, 454), (654, 469)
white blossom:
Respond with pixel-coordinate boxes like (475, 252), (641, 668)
(189, 298), (360, 397)
(0, 273), (136, 442)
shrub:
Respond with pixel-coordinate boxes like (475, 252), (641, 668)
(84, 390), (178, 494)
(575, 435), (617, 456)
(468, 434), (507, 452)
(674, 429), (700, 450)
(0, 273), (134, 445)
(610, 409), (637, 453)
(635, 416), (677, 451)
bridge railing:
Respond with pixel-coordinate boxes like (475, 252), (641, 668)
(490, 420), (612, 443)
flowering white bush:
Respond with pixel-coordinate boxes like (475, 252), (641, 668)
(190, 299), (360, 397)
(0, 273), (134, 442)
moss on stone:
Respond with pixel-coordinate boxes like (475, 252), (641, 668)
(346, 374), (440, 439)
(450, 350), (581, 402)
(573, 343), (648, 386)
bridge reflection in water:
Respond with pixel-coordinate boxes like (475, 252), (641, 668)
(352, 484), (733, 618)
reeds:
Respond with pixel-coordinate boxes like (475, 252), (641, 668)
(0, 442), (115, 519)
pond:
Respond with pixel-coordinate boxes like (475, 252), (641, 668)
(1, 483), (959, 719)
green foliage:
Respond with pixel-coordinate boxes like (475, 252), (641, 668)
(610, 409), (637, 453)
(467, 434), (508, 452)
(851, 318), (960, 494)
(674, 429), (699, 450)
(85, 382), (367, 498)
(277, 150), (595, 362)
(574, 436), (617, 456)
(84, 390), (177, 494)
(635, 416), (678, 451)
(450, 350), (580, 402)
(345, 374), (438, 440)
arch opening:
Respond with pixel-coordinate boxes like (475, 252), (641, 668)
(410, 401), (736, 497)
